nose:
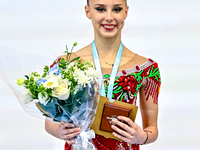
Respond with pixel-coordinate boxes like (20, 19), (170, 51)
(105, 10), (114, 22)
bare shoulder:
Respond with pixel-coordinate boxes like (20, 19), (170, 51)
(74, 44), (94, 62)
(123, 46), (148, 65)
(134, 53), (148, 65)
(75, 44), (92, 56)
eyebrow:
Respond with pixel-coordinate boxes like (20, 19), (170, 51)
(94, 4), (123, 7)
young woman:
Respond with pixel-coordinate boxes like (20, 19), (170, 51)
(45, 0), (161, 149)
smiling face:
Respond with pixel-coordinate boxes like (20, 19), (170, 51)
(85, 0), (129, 39)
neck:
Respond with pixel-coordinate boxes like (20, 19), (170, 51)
(94, 34), (122, 57)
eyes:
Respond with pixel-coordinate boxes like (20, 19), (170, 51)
(95, 7), (123, 12)
(114, 7), (123, 12)
(96, 7), (105, 12)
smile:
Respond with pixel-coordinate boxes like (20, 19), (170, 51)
(102, 24), (116, 31)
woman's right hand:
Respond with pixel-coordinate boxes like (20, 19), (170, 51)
(60, 122), (81, 145)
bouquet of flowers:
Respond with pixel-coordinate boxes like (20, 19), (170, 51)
(16, 43), (101, 150)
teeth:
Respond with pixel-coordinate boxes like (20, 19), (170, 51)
(104, 25), (115, 28)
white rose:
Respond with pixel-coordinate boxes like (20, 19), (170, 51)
(57, 76), (70, 86)
(52, 84), (70, 100)
(23, 89), (33, 104)
(38, 92), (50, 106)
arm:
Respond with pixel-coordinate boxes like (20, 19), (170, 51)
(139, 86), (158, 144)
(45, 120), (62, 140)
(45, 119), (81, 145)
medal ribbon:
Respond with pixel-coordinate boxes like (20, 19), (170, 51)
(92, 40), (123, 102)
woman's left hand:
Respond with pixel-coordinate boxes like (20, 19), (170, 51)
(111, 116), (147, 145)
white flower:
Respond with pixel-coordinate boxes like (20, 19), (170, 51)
(77, 74), (91, 86)
(43, 76), (59, 89)
(74, 68), (85, 77)
(73, 84), (82, 94)
(38, 92), (50, 106)
(23, 89), (33, 104)
(52, 84), (70, 100)
(85, 67), (100, 78)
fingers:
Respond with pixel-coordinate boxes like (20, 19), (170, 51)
(117, 116), (135, 128)
(111, 116), (144, 144)
(111, 117), (135, 135)
(111, 117), (138, 143)
(111, 124), (132, 141)
(66, 139), (75, 145)
(112, 130), (132, 143)
(61, 123), (81, 141)
(61, 122), (75, 129)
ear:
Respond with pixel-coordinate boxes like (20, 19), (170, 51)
(124, 5), (129, 19)
(85, 5), (91, 19)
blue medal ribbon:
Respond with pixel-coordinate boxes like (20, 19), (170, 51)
(92, 40), (123, 102)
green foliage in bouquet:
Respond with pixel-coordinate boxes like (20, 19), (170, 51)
(17, 42), (100, 110)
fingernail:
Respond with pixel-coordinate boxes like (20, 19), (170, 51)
(112, 119), (116, 122)
(76, 128), (81, 131)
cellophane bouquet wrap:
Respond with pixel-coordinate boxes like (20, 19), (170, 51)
(0, 43), (101, 150)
